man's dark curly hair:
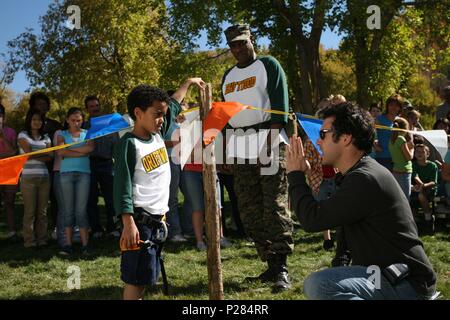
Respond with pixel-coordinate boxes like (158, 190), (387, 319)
(321, 102), (375, 154)
(127, 85), (170, 120)
(29, 91), (51, 111)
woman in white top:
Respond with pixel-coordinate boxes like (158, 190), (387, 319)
(17, 110), (52, 248)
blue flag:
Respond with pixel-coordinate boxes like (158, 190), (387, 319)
(86, 113), (130, 139)
(296, 113), (324, 154)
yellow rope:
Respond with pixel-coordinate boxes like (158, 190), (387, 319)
(0, 126), (133, 162)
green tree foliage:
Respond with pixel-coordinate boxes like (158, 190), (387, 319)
(338, 0), (405, 107)
(0, 88), (16, 114)
(405, 74), (441, 129)
(168, 0), (342, 114)
(339, 0), (450, 109)
(159, 50), (236, 104)
(2, 93), (29, 133)
(0, 57), (15, 92)
(320, 46), (356, 101)
(7, 0), (174, 113)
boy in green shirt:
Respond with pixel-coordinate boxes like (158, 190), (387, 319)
(114, 85), (171, 300)
(411, 144), (438, 233)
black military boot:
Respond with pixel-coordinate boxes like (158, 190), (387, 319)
(244, 264), (276, 283)
(269, 255), (291, 292)
(331, 250), (352, 267)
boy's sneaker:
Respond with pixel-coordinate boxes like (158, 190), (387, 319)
(59, 245), (73, 256)
(170, 234), (187, 242)
(196, 241), (207, 251)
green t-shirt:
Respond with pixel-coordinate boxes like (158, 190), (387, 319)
(412, 160), (438, 194)
(388, 135), (412, 173)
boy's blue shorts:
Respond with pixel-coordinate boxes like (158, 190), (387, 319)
(120, 223), (161, 286)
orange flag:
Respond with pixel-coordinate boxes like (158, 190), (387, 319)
(0, 156), (28, 185)
(203, 102), (248, 145)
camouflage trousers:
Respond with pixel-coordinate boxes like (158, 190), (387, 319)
(234, 145), (294, 261)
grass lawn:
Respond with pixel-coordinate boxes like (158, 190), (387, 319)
(0, 195), (449, 300)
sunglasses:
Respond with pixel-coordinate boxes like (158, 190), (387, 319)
(319, 128), (333, 140)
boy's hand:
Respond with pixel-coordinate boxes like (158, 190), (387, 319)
(188, 77), (206, 90)
(175, 114), (186, 123)
(120, 214), (140, 250)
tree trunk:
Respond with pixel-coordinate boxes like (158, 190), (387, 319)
(285, 37), (303, 113)
(295, 41), (314, 115)
(355, 37), (369, 108)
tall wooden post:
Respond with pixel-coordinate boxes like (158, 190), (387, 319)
(200, 83), (224, 300)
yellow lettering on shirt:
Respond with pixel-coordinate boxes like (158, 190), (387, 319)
(224, 76), (256, 95)
(141, 147), (169, 173)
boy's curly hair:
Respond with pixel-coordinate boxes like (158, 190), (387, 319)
(127, 85), (170, 120)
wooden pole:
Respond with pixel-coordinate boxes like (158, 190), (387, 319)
(293, 113), (298, 136)
(200, 83), (224, 300)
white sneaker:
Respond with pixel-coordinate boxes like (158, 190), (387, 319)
(170, 234), (187, 242)
(196, 241), (207, 251)
(220, 237), (232, 248)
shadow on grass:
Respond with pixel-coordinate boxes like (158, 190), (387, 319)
(14, 285), (123, 300)
(0, 239), (121, 267)
(294, 232), (324, 245)
(149, 279), (248, 298)
(164, 241), (202, 254)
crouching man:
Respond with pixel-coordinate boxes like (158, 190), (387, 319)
(286, 102), (436, 300)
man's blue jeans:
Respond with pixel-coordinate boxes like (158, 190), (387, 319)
(304, 266), (430, 300)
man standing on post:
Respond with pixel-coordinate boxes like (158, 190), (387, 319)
(286, 102), (436, 299)
(221, 24), (294, 292)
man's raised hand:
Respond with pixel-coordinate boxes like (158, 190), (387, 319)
(286, 134), (311, 173)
